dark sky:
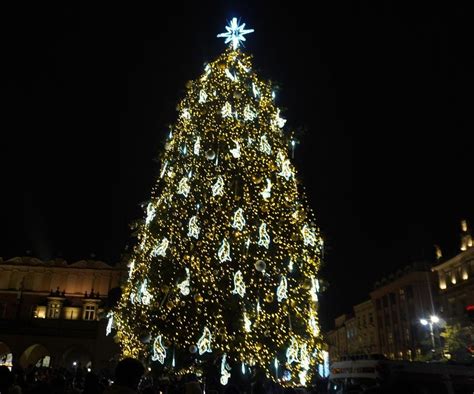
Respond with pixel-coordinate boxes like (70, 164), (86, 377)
(2, 2), (473, 330)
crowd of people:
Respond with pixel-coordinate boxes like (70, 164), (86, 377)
(0, 358), (328, 394)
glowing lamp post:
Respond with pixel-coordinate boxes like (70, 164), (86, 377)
(420, 315), (439, 354)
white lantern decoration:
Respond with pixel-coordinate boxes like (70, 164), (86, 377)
(152, 335), (166, 364)
(152, 238), (169, 257)
(260, 178), (272, 200)
(232, 270), (246, 298)
(222, 102), (233, 118)
(194, 136), (201, 155)
(197, 327), (212, 355)
(220, 353), (231, 385)
(232, 208), (246, 231)
(145, 203), (156, 225)
(258, 222), (270, 249)
(230, 140), (241, 158)
(177, 176), (191, 197)
(106, 311), (113, 336)
(199, 89), (207, 103)
(177, 268), (191, 296)
(212, 176), (224, 197)
(301, 225), (318, 246)
(218, 238), (231, 263)
(243, 311), (251, 332)
(286, 337), (299, 364)
(187, 215), (200, 239)
(259, 135), (271, 155)
(244, 105), (256, 121)
(181, 108), (191, 120)
(277, 276), (288, 302)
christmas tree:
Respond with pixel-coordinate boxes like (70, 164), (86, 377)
(112, 18), (324, 387)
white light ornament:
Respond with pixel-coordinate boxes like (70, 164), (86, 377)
(212, 176), (224, 197)
(310, 276), (319, 302)
(160, 161), (168, 179)
(201, 64), (211, 80)
(232, 270), (246, 298)
(243, 311), (251, 332)
(222, 102), (233, 118)
(218, 238), (231, 263)
(188, 216), (200, 239)
(225, 68), (237, 81)
(277, 276), (288, 302)
(217, 17), (254, 50)
(220, 354), (231, 385)
(286, 337), (299, 364)
(288, 259), (294, 272)
(244, 105), (257, 121)
(145, 203), (156, 225)
(308, 309), (319, 336)
(152, 237), (169, 257)
(299, 344), (310, 386)
(181, 108), (191, 120)
(197, 327), (212, 355)
(152, 335), (167, 364)
(177, 268), (191, 296)
(302, 225), (318, 247)
(106, 311), (113, 336)
(272, 108), (287, 129)
(199, 89), (207, 103)
(258, 222), (271, 249)
(177, 176), (191, 197)
(277, 151), (294, 180)
(232, 208), (246, 231)
(259, 135), (272, 155)
(230, 140), (241, 158)
(127, 259), (135, 279)
(194, 137), (201, 155)
(252, 82), (260, 98)
(260, 178), (273, 200)
(138, 279), (152, 305)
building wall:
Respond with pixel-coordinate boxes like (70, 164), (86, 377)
(0, 256), (126, 370)
(432, 247), (474, 324)
(370, 268), (437, 360)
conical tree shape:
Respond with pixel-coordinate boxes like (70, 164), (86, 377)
(114, 42), (324, 386)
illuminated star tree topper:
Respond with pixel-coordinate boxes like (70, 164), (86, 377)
(217, 17), (254, 49)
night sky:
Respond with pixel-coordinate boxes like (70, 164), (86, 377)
(2, 2), (473, 330)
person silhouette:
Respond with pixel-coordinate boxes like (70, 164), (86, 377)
(104, 358), (145, 394)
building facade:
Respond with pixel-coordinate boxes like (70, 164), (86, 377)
(0, 256), (126, 370)
(326, 300), (379, 361)
(370, 263), (437, 360)
(432, 246), (474, 324)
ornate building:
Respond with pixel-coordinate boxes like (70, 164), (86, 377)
(0, 256), (126, 370)
(326, 300), (379, 361)
(432, 220), (474, 325)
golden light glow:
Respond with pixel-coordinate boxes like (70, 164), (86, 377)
(114, 48), (324, 386)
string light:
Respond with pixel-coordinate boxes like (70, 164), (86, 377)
(106, 311), (113, 336)
(114, 27), (323, 387)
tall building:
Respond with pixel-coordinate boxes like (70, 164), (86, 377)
(0, 256), (126, 370)
(370, 262), (437, 360)
(326, 300), (379, 361)
(432, 221), (474, 324)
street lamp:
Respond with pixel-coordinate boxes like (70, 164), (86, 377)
(420, 315), (439, 353)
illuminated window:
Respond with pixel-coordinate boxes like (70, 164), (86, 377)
(48, 303), (61, 319)
(84, 305), (96, 321)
